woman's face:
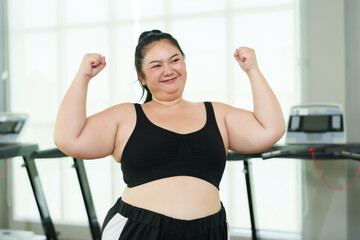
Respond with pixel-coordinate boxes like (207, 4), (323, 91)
(139, 40), (187, 102)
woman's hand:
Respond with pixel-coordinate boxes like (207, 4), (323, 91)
(77, 53), (106, 80)
(233, 47), (259, 73)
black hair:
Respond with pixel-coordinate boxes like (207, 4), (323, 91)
(135, 30), (185, 103)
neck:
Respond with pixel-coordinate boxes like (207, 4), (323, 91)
(151, 96), (184, 107)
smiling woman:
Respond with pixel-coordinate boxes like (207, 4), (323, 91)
(53, 29), (285, 239)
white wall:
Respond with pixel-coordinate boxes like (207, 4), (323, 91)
(299, 0), (360, 240)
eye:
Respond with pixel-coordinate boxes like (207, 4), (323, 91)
(172, 58), (180, 63)
(151, 64), (161, 69)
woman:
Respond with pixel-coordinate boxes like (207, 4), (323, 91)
(54, 30), (285, 239)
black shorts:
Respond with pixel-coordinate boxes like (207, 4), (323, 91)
(101, 198), (229, 240)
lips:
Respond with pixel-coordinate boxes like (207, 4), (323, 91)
(161, 77), (177, 83)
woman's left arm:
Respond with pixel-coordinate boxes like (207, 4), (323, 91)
(223, 47), (286, 153)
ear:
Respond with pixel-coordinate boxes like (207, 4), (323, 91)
(137, 72), (146, 86)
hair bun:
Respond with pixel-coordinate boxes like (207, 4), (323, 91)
(138, 29), (162, 42)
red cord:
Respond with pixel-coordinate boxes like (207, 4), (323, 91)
(0, 158), (9, 182)
(308, 147), (360, 190)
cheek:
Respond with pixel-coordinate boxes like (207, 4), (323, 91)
(143, 70), (160, 86)
(175, 62), (186, 74)
(147, 70), (162, 81)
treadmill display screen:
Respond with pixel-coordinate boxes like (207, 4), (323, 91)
(0, 121), (19, 134)
(301, 115), (330, 132)
(288, 115), (343, 132)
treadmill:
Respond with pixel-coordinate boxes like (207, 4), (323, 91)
(0, 113), (101, 240)
(0, 113), (49, 239)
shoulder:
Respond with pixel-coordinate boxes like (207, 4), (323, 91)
(102, 102), (136, 115)
(89, 102), (137, 125)
(211, 101), (249, 114)
(205, 102), (231, 126)
(209, 101), (233, 116)
(210, 101), (230, 109)
(209, 101), (252, 126)
(108, 102), (136, 110)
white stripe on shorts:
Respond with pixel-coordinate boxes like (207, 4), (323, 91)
(102, 213), (128, 240)
(226, 220), (230, 240)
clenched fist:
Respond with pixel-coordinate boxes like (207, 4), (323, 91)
(77, 53), (106, 80)
(234, 47), (259, 73)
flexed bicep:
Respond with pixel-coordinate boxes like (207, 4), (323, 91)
(73, 109), (119, 159)
(225, 106), (281, 154)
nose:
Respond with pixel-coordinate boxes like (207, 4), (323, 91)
(163, 64), (174, 76)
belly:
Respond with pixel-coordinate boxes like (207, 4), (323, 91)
(121, 176), (221, 220)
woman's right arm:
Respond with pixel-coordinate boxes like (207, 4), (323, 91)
(53, 53), (118, 159)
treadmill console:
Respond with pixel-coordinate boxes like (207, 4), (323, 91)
(0, 113), (28, 143)
(286, 103), (346, 144)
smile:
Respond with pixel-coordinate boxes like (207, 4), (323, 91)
(161, 77), (177, 83)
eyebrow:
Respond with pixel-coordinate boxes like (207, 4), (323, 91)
(148, 53), (179, 65)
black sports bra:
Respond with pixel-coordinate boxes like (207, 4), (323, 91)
(120, 102), (226, 189)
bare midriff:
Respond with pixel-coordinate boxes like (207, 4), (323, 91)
(121, 176), (221, 220)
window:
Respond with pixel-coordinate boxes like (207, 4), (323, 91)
(8, 0), (299, 236)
